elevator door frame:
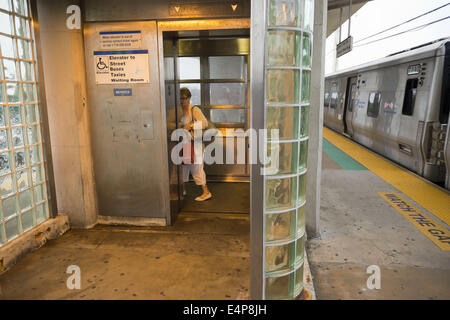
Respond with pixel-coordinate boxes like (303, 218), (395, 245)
(157, 19), (250, 225)
(173, 38), (250, 181)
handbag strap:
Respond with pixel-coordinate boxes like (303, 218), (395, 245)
(191, 106), (215, 132)
(188, 107), (198, 137)
(191, 106), (203, 128)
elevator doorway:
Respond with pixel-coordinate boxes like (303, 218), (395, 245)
(161, 27), (250, 221)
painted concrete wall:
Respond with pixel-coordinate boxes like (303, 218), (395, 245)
(35, 0), (97, 228)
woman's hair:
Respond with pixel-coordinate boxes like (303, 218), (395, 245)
(180, 87), (192, 98)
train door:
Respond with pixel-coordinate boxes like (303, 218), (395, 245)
(343, 76), (357, 136)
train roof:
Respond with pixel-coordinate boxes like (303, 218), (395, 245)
(325, 37), (450, 79)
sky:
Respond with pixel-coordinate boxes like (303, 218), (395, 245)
(325, 0), (450, 74)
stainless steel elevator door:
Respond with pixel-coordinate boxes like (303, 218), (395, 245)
(84, 22), (170, 219)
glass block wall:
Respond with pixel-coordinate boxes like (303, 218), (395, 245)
(263, 0), (313, 299)
(0, 0), (50, 246)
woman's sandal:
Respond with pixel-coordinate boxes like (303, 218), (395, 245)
(195, 192), (212, 201)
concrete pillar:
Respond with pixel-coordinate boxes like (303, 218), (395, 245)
(34, 0), (98, 228)
(306, 0), (327, 238)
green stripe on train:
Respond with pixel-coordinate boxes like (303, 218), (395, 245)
(322, 138), (367, 170)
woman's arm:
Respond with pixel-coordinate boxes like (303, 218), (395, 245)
(192, 106), (208, 129)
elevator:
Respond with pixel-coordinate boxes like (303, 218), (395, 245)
(162, 28), (250, 221)
(83, 17), (251, 224)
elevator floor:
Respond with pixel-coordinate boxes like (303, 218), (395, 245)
(182, 182), (249, 214)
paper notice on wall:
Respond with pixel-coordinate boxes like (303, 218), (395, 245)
(100, 31), (142, 49)
(94, 50), (150, 84)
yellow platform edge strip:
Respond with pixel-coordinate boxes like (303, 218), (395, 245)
(378, 193), (450, 251)
(323, 127), (450, 226)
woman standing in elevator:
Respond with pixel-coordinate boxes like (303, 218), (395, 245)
(180, 87), (212, 201)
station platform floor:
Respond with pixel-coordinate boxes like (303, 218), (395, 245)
(0, 213), (251, 300)
(306, 127), (450, 299)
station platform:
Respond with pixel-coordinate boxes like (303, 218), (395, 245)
(0, 213), (251, 300)
(306, 127), (450, 299)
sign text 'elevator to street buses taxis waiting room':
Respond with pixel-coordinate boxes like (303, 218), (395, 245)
(94, 50), (150, 84)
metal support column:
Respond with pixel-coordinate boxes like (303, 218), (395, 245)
(348, 0), (352, 37)
(250, 0), (266, 300)
(306, 0), (328, 238)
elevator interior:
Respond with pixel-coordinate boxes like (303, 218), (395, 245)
(162, 29), (250, 221)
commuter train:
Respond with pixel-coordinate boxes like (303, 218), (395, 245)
(323, 38), (450, 190)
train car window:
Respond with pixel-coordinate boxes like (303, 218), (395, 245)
(330, 92), (338, 109)
(330, 82), (338, 109)
(324, 92), (330, 107)
(402, 78), (418, 116)
(348, 83), (356, 112)
(440, 43), (450, 124)
(367, 92), (381, 118)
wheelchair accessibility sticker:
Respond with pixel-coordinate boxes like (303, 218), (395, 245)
(96, 57), (108, 70)
(94, 50), (149, 84)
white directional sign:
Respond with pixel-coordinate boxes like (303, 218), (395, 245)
(94, 50), (150, 84)
(336, 36), (353, 58)
(100, 31), (142, 49)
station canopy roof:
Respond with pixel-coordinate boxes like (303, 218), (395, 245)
(327, 0), (371, 37)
